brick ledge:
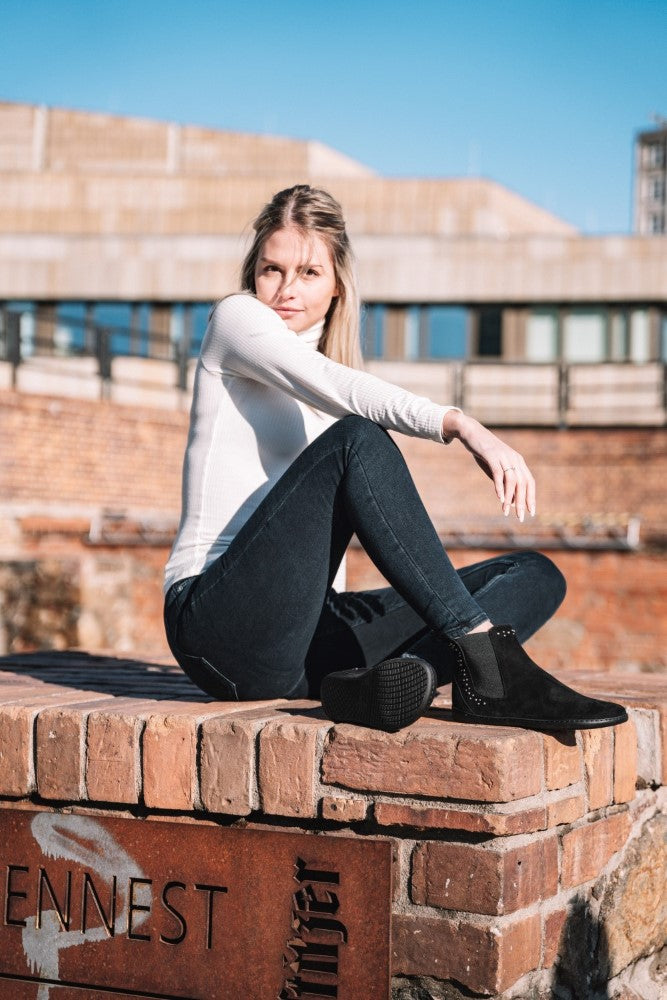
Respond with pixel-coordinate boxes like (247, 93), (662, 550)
(0, 651), (664, 817)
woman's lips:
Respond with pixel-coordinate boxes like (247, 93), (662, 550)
(275, 307), (301, 317)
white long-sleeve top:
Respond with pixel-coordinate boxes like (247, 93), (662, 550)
(164, 294), (456, 593)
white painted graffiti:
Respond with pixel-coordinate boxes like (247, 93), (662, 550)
(21, 812), (147, 1000)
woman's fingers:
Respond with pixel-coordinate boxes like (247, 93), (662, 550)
(456, 416), (537, 520)
(499, 459), (536, 521)
(491, 461), (506, 503)
(501, 466), (517, 517)
(526, 464), (537, 517)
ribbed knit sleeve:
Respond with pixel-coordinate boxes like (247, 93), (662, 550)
(202, 294), (456, 443)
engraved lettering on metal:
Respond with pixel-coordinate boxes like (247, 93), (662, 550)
(279, 858), (347, 998)
(0, 810), (391, 998)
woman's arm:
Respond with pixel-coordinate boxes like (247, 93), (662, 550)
(206, 295), (535, 517)
(204, 295), (456, 443)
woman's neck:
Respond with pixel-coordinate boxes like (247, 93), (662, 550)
(297, 318), (325, 346)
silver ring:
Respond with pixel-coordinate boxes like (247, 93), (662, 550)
(502, 466), (517, 473)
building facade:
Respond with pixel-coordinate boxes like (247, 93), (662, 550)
(1, 100), (666, 376)
(634, 120), (667, 236)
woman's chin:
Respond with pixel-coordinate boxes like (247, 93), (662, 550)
(282, 316), (309, 333)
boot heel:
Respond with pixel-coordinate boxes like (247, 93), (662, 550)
(321, 657), (437, 732)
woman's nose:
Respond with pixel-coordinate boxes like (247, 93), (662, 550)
(279, 275), (297, 297)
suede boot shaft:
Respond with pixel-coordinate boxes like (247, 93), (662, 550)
(447, 625), (628, 731)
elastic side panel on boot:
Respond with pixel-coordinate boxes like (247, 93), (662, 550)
(458, 633), (505, 698)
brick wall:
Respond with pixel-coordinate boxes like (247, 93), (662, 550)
(1, 389), (665, 669)
(1, 390), (185, 511)
(0, 650), (665, 998)
(2, 390), (665, 527)
(0, 392), (667, 529)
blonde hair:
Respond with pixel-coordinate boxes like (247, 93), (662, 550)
(240, 185), (363, 369)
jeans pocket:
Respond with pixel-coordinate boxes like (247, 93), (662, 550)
(176, 650), (239, 701)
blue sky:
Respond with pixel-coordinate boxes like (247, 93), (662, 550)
(1, 0), (666, 233)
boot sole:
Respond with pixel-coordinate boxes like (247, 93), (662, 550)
(451, 708), (629, 731)
(321, 658), (437, 732)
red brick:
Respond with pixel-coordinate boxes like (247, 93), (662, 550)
(35, 696), (115, 800)
(142, 711), (199, 810)
(258, 717), (330, 818)
(322, 722), (543, 802)
(613, 718), (637, 804)
(141, 701), (255, 809)
(85, 699), (159, 804)
(545, 793), (586, 828)
(498, 912), (543, 991)
(543, 732), (581, 790)
(561, 811), (632, 888)
(0, 678), (47, 694)
(412, 836), (558, 915)
(374, 800), (548, 835)
(581, 727), (614, 811)
(321, 796), (368, 823)
(393, 912), (541, 994)
(0, 686), (116, 797)
(0, 704), (39, 796)
(543, 907), (568, 968)
(199, 715), (265, 815)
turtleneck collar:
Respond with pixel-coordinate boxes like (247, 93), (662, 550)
(296, 318), (325, 349)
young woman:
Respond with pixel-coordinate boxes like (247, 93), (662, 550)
(163, 185), (626, 733)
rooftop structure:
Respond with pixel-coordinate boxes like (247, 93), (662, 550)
(634, 119), (667, 235)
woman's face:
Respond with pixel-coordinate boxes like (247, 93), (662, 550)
(254, 227), (338, 333)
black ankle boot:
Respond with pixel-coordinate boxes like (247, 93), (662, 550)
(447, 625), (628, 731)
(320, 655), (438, 732)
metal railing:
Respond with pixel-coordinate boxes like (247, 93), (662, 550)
(0, 307), (198, 392)
(2, 307), (666, 426)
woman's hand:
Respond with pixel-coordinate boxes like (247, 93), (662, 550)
(442, 410), (536, 521)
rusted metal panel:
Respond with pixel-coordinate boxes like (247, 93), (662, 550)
(0, 809), (392, 999)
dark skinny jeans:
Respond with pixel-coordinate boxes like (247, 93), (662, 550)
(164, 416), (566, 700)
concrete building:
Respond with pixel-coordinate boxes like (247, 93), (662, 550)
(634, 119), (667, 235)
(0, 100), (666, 425)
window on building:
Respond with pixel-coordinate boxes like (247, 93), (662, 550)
(644, 143), (665, 168)
(361, 304), (386, 359)
(629, 309), (651, 363)
(2, 301), (35, 358)
(424, 306), (467, 358)
(526, 309), (558, 361)
(649, 213), (665, 234)
(405, 306), (420, 361)
(563, 309), (607, 362)
(651, 178), (665, 202)
(53, 302), (88, 353)
(94, 303), (134, 355)
(477, 307), (502, 356)
(170, 304), (185, 355)
(610, 312), (629, 361)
